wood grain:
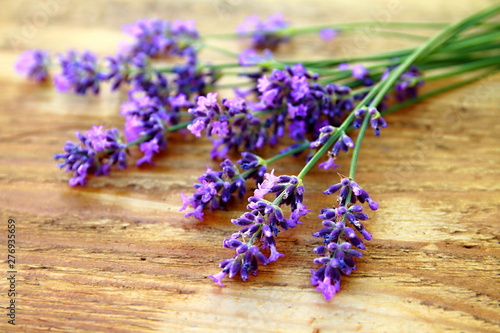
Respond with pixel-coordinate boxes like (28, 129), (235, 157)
(1, 0), (499, 332)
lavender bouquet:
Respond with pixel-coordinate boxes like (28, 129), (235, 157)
(15, 4), (500, 300)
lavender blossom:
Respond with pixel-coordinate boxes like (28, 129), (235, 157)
(15, 49), (50, 82)
(353, 107), (388, 137)
(180, 153), (269, 219)
(187, 93), (273, 158)
(381, 64), (424, 101)
(121, 92), (172, 164)
(238, 49), (274, 67)
(172, 47), (216, 97)
(209, 171), (310, 286)
(54, 50), (102, 95)
(310, 126), (354, 170)
(237, 152), (267, 184)
(237, 13), (290, 50)
(339, 63), (369, 80)
(121, 19), (199, 58)
(311, 179), (377, 300)
(101, 52), (149, 91)
(323, 176), (379, 210)
(54, 127), (127, 186)
(255, 65), (355, 143)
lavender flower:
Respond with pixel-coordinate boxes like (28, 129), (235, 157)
(209, 171), (310, 286)
(85, 126), (109, 151)
(121, 92), (170, 164)
(255, 65), (355, 143)
(323, 176), (379, 209)
(121, 19), (199, 58)
(54, 127), (127, 186)
(101, 53), (149, 91)
(238, 49), (274, 67)
(54, 50), (102, 95)
(137, 139), (160, 165)
(237, 152), (267, 184)
(310, 126), (354, 170)
(353, 107), (388, 137)
(180, 156), (265, 220)
(187, 93), (274, 158)
(339, 63), (369, 80)
(382, 64), (424, 101)
(15, 49), (50, 82)
(237, 13), (290, 50)
(311, 178), (377, 300)
(171, 48), (218, 98)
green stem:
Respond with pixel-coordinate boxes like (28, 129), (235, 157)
(197, 42), (240, 58)
(297, 81), (383, 180)
(295, 4), (500, 181)
(378, 69), (496, 119)
(235, 142), (310, 181)
(339, 29), (429, 41)
(424, 57), (500, 82)
(236, 67), (495, 183)
(348, 113), (370, 179)
(279, 22), (500, 68)
(370, 4), (500, 108)
(203, 21), (449, 40)
(328, 69), (494, 135)
(266, 142), (310, 164)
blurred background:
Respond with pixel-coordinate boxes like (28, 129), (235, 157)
(2, 0), (497, 57)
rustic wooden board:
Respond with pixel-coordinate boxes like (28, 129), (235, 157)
(0, 0), (499, 332)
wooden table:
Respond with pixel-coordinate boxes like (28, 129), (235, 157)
(1, 0), (499, 332)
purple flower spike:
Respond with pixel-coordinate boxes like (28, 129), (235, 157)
(180, 158), (258, 218)
(187, 119), (206, 137)
(382, 64), (424, 102)
(315, 275), (339, 301)
(366, 107), (388, 136)
(351, 64), (369, 80)
(15, 49), (50, 82)
(338, 63), (369, 80)
(102, 53), (150, 91)
(237, 13), (290, 50)
(210, 172), (309, 287)
(85, 126), (109, 151)
(54, 50), (102, 95)
(54, 127), (127, 186)
(318, 156), (339, 170)
(311, 177), (377, 299)
(238, 49), (274, 67)
(121, 18), (199, 58)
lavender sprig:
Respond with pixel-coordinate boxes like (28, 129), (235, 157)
(180, 143), (310, 219)
(310, 178), (378, 300)
(54, 50), (103, 95)
(120, 18), (199, 58)
(54, 127), (127, 186)
(15, 49), (50, 82)
(209, 172), (310, 286)
(237, 13), (290, 51)
(179, 157), (257, 220)
(54, 117), (190, 186)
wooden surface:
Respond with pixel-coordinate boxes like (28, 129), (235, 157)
(1, 0), (500, 332)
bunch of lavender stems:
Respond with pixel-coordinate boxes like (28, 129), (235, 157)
(14, 4), (500, 300)
(205, 4), (500, 298)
